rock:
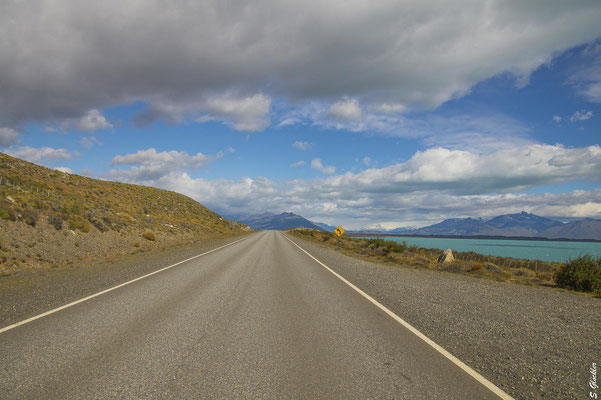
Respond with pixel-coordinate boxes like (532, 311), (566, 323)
(5, 195), (15, 204)
(437, 248), (454, 263)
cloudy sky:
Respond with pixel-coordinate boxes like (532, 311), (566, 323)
(2, 0), (601, 229)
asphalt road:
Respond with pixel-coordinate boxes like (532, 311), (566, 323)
(0, 231), (508, 399)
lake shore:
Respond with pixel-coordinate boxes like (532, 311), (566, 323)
(349, 233), (601, 243)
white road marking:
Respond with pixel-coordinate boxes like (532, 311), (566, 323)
(284, 234), (514, 400)
(0, 235), (253, 334)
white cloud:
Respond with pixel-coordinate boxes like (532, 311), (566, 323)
(311, 158), (336, 174)
(104, 144), (601, 228)
(328, 98), (362, 121)
(44, 109), (113, 134)
(5, 146), (72, 163)
(136, 92), (271, 132)
(76, 109), (113, 131)
(293, 141), (313, 151)
(290, 160), (305, 167)
(369, 103), (406, 114)
(1, 2), (601, 129)
(552, 115), (562, 123)
(325, 145), (601, 195)
(0, 127), (19, 146)
(204, 92), (271, 132)
(569, 52), (601, 103)
(55, 167), (74, 174)
(108, 148), (229, 183)
(111, 148), (218, 169)
(362, 156), (372, 166)
(286, 107), (533, 153)
(277, 117), (301, 128)
(80, 135), (102, 149)
(570, 110), (593, 122)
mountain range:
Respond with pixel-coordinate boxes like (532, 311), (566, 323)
(238, 212), (324, 231)
(236, 211), (601, 240)
(396, 212), (601, 240)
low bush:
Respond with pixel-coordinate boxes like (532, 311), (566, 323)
(555, 255), (601, 296)
(22, 208), (39, 227)
(68, 216), (90, 233)
(0, 207), (16, 221)
(48, 214), (63, 230)
(142, 230), (156, 241)
(116, 212), (135, 223)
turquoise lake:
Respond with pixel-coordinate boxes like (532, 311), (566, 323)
(362, 236), (601, 263)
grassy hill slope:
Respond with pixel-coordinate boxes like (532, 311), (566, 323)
(0, 153), (249, 272)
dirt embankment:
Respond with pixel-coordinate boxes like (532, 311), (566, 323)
(0, 152), (250, 275)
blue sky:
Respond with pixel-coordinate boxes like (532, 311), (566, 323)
(1, 1), (601, 229)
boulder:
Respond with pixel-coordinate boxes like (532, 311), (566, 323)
(437, 249), (454, 263)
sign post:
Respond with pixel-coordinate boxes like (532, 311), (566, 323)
(334, 226), (345, 249)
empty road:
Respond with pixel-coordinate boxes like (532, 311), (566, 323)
(0, 231), (509, 399)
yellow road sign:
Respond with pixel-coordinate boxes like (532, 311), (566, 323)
(334, 226), (345, 237)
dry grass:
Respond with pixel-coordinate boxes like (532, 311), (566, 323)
(288, 228), (561, 288)
(0, 153), (248, 238)
(0, 152), (250, 271)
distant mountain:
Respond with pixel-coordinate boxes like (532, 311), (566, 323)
(486, 211), (563, 236)
(389, 226), (419, 234)
(239, 212), (324, 231)
(392, 212), (601, 240)
(313, 222), (337, 232)
(411, 217), (505, 236)
(540, 218), (601, 240)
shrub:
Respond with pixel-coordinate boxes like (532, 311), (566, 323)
(470, 262), (483, 272)
(142, 230), (156, 241)
(116, 212), (135, 223)
(555, 255), (601, 296)
(134, 241), (141, 247)
(48, 214), (63, 230)
(0, 207), (16, 221)
(68, 216), (90, 233)
(22, 208), (39, 227)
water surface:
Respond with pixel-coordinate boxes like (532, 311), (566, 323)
(363, 236), (601, 262)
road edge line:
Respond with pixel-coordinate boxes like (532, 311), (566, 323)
(0, 234), (253, 334)
(284, 234), (513, 400)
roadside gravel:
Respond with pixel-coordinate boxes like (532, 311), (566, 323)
(0, 234), (253, 327)
(286, 233), (600, 400)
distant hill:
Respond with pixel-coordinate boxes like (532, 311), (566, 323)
(402, 212), (601, 240)
(0, 153), (249, 271)
(389, 226), (419, 234)
(486, 211), (564, 236)
(239, 212), (324, 231)
(313, 222), (337, 232)
(411, 217), (504, 236)
(540, 218), (601, 240)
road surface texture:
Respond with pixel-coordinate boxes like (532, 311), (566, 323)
(0, 231), (507, 399)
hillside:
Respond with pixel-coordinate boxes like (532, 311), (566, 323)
(0, 153), (249, 271)
(239, 212), (324, 230)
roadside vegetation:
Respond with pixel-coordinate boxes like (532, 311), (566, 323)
(0, 153), (249, 273)
(555, 255), (601, 296)
(288, 228), (601, 297)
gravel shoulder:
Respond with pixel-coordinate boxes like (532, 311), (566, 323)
(0, 233), (254, 327)
(285, 233), (600, 400)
